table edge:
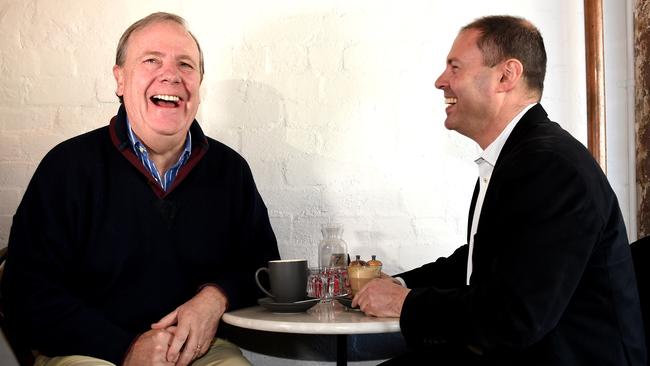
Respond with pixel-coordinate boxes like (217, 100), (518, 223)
(222, 309), (401, 335)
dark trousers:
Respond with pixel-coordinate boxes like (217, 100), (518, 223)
(379, 344), (484, 366)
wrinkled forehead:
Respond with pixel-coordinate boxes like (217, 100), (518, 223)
(447, 29), (484, 63)
(126, 20), (200, 61)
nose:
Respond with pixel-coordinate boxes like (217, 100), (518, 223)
(159, 63), (181, 84)
(434, 69), (448, 90)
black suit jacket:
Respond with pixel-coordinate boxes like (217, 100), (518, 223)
(398, 104), (646, 365)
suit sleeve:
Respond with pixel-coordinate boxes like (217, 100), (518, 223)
(1, 152), (136, 363)
(397, 244), (469, 289)
(400, 149), (611, 352)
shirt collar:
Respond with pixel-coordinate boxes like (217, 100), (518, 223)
(125, 118), (192, 160)
(476, 103), (536, 167)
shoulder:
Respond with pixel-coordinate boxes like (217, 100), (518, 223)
(37, 126), (110, 173)
(202, 137), (249, 166)
(496, 115), (615, 210)
(200, 136), (255, 178)
(503, 112), (598, 176)
(204, 137), (244, 161)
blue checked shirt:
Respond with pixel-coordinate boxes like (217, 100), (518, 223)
(126, 119), (192, 192)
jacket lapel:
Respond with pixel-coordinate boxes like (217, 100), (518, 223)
(466, 103), (549, 247)
(467, 179), (480, 244)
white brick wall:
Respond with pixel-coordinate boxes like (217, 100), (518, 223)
(0, 0), (603, 279)
(0, 0), (634, 364)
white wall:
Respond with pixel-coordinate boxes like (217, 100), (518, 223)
(0, 0), (633, 364)
(603, 0), (637, 240)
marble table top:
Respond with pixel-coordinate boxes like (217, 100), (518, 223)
(222, 301), (401, 335)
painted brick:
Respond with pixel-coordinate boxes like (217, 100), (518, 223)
(0, 215), (14, 247)
(0, 134), (23, 161)
(321, 186), (404, 217)
(232, 42), (310, 79)
(203, 127), (241, 153)
(0, 162), (36, 188)
(97, 74), (120, 104)
(0, 107), (57, 132)
(247, 160), (285, 189)
(266, 74), (323, 108)
(2, 49), (41, 77)
(413, 217), (464, 249)
(55, 105), (120, 136)
(26, 76), (96, 106)
(207, 80), (285, 128)
(0, 189), (21, 216)
(285, 156), (364, 188)
(241, 128), (314, 162)
(0, 78), (26, 105)
(268, 215), (293, 258)
(260, 187), (321, 217)
(307, 42), (345, 75)
(19, 131), (67, 163)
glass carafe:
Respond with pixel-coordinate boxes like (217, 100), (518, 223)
(318, 224), (348, 269)
(317, 223), (350, 300)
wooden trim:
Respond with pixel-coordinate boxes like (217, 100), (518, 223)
(584, 0), (607, 173)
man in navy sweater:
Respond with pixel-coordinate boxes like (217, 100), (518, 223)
(1, 12), (279, 366)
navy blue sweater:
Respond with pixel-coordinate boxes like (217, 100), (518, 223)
(1, 105), (280, 363)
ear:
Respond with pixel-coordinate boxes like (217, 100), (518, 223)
(497, 59), (524, 92)
(113, 65), (125, 97)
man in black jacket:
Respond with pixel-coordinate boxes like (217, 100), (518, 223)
(353, 15), (646, 365)
(1, 12), (279, 366)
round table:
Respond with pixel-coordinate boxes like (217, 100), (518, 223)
(222, 301), (401, 365)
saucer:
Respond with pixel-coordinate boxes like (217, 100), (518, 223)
(257, 297), (320, 313)
(336, 296), (360, 310)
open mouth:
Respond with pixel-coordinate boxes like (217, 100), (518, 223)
(150, 94), (181, 107)
(444, 97), (457, 105)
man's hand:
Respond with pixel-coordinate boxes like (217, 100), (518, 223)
(151, 286), (228, 366)
(351, 278), (410, 318)
(123, 329), (175, 366)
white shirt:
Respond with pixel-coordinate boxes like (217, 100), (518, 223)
(465, 103), (536, 285)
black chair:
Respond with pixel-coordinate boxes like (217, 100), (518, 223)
(0, 247), (33, 366)
(630, 236), (650, 358)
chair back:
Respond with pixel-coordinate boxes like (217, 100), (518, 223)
(630, 236), (650, 359)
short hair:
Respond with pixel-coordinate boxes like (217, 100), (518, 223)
(114, 12), (204, 103)
(462, 15), (547, 98)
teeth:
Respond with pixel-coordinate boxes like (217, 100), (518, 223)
(152, 95), (180, 102)
(445, 97), (457, 105)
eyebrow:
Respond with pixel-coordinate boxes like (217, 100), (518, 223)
(142, 51), (198, 65)
(447, 57), (460, 65)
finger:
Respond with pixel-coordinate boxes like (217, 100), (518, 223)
(176, 341), (199, 366)
(152, 309), (179, 329)
(358, 299), (372, 316)
(197, 341), (210, 358)
(166, 325), (189, 363)
(351, 289), (365, 307)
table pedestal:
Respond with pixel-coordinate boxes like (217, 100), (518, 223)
(337, 334), (347, 366)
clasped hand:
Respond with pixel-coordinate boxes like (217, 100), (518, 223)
(124, 286), (227, 366)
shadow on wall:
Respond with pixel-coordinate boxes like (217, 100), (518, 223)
(200, 77), (322, 260)
(198, 10), (411, 363)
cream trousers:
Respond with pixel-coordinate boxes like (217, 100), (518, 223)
(34, 338), (251, 366)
